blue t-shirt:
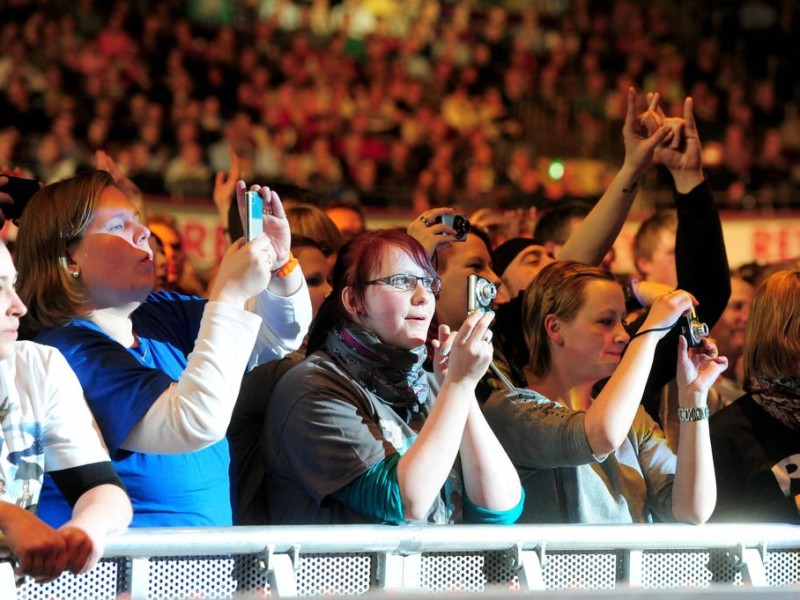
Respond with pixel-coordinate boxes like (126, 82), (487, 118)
(36, 291), (233, 527)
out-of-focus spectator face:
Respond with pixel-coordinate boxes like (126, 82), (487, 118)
(325, 206), (365, 243)
(637, 227), (677, 288)
(501, 244), (553, 300)
(148, 221), (184, 288)
(710, 276), (754, 361)
(148, 234), (169, 292)
(295, 245), (332, 320)
(435, 232), (507, 331)
(0, 243), (27, 360)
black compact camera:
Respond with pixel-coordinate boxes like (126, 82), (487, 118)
(467, 274), (496, 315)
(435, 214), (470, 242)
(680, 309), (710, 348)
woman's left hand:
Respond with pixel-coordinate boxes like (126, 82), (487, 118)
(676, 335), (728, 402)
(236, 181), (291, 267)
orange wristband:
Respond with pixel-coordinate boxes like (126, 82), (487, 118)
(272, 252), (299, 278)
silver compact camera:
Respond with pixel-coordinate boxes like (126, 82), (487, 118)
(680, 308), (709, 348)
(467, 274), (496, 315)
(435, 214), (470, 242)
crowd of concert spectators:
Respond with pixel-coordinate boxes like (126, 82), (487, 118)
(1, 0), (799, 211)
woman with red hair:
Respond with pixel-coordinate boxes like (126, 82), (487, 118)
(263, 229), (523, 525)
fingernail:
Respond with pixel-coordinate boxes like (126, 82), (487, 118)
(440, 346), (450, 356)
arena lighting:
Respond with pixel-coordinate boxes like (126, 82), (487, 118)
(548, 158), (565, 180)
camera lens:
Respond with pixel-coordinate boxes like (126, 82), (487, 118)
(476, 279), (497, 305)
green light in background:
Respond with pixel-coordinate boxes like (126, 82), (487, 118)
(548, 159), (565, 180)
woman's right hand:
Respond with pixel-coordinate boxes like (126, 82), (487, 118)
(407, 207), (458, 260)
(207, 235), (274, 307)
(636, 289), (697, 341)
(433, 310), (495, 388)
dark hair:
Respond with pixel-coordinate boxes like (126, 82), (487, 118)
(307, 229), (436, 352)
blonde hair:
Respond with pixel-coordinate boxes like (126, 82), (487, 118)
(523, 260), (616, 379)
(743, 270), (800, 381)
(16, 170), (116, 331)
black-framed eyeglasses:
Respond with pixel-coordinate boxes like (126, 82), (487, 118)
(366, 274), (441, 293)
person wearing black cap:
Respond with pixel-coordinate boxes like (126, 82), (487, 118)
(492, 237), (554, 301)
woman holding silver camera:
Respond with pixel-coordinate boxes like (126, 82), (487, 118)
(262, 229), (523, 525)
(482, 261), (726, 523)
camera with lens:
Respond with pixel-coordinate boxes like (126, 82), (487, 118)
(435, 214), (470, 242)
(467, 274), (496, 315)
(680, 308), (710, 348)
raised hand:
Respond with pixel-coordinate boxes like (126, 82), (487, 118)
(676, 335), (728, 401)
(407, 207), (458, 259)
(213, 145), (241, 232)
(208, 234), (274, 307)
(642, 94), (705, 193)
(433, 310), (495, 388)
(235, 181), (291, 267)
(636, 289), (698, 341)
(622, 87), (674, 177)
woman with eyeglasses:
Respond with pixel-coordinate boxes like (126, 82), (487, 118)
(262, 229), (523, 524)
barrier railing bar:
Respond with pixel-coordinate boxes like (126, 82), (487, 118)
(15, 523), (789, 558)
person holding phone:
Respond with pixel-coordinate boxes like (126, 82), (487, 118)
(14, 171), (312, 527)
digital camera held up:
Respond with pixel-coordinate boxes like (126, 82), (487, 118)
(435, 214), (470, 242)
(467, 274), (496, 315)
(680, 308), (710, 348)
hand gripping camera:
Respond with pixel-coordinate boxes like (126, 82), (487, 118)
(435, 214), (470, 242)
(680, 308), (710, 348)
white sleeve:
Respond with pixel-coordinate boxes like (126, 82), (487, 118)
(246, 278), (312, 369)
(120, 301), (261, 454)
(28, 345), (111, 471)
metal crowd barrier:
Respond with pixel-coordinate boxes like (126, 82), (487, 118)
(6, 523), (800, 599)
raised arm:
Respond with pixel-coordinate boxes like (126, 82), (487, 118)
(407, 207), (459, 260)
(639, 96), (730, 396)
(233, 181), (312, 362)
(428, 313), (522, 519)
(560, 88), (672, 265)
(212, 145), (241, 241)
(670, 336), (727, 523)
(584, 290), (696, 456)
(398, 310), (520, 519)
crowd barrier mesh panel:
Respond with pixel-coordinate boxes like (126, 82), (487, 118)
(765, 550), (800, 587)
(17, 557), (124, 600)
(296, 554), (371, 596)
(540, 551), (621, 590)
(12, 549), (800, 599)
